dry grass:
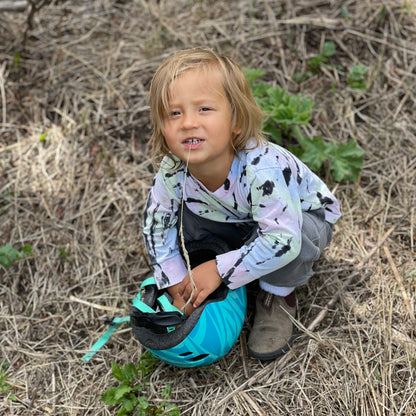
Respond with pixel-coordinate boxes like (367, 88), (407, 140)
(0, 1), (415, 415)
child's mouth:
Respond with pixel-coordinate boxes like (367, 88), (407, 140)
(184, 138), (203, 144)
(183, 138), (204, 148)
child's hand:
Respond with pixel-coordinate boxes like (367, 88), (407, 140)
(167, 279), (196, 315)
(179, 260), (222, 310)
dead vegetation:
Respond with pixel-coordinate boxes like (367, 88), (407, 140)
(0, 1), (415, 415)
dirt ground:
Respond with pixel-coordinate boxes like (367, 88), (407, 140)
(1, 1), (415, 415)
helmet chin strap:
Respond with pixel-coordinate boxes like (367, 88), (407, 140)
(81, 315), (130, 363)
(80, 277), (185, 364)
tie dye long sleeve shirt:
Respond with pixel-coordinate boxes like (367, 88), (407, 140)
(143, 140), (341, 290)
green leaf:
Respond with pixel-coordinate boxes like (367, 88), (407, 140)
(329, 140), (364, 182)
(121, 363), (138, 382)
(165, 403), (181, 416)
(136, 395), (149, 411)
(1, 362), (9, 373)
(379, 4), (387, 20)
(13, 52), (21, 71)
(0, 245), (21, 267)
(121, 394), (136, 412)
(307, 42), (336, 72)
(298, 136), (335, 172)
(114, 384), (133, 401)
(251, 82), (271, 99)
(112, 362), (124, 382)
(308, 55), (325, 72)
(322, 41), (336, 57)
(21, 245), (33, 255)
(39, 132), (47, 143)
(0, 254), (11, 267)
(161, 385), (172, 400)
(341, 5), (349, 18)
(292, 71), (313, 83)
(259, 85), (313, 136)
(0, 383), (11, 393)
(243, 67), (266, 84)
(347, 65), (369, 90)
(102, 387), (120, 406)
(263, 123), (283, 143)
(0, 245), (20, 260)
(138, 351), (158, 377)
(299, 137), (364, 182)
(117, 407), (129, 416)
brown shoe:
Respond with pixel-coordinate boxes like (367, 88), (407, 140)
(247, 289), (297, 360)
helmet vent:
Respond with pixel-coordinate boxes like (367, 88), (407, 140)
(187, 353), (209, 362)
(178, 352), (193, 357)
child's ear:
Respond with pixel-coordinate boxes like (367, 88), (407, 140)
(232, 124), (242, 136)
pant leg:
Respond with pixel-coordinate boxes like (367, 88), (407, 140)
(259, 208), (333, 288)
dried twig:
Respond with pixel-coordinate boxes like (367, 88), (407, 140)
(69, 296), (124, 313)
(0, 1), (27, 12)
(0, 63), (6, 126)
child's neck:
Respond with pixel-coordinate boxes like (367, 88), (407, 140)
(188, 155), (234, 192)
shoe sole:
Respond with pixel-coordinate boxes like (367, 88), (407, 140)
(247, 331), (297, 361)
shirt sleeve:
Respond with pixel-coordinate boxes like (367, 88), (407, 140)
(216, 163), (303, 289)
(142, 171), (189, 289)
(298, 169), (341, 224)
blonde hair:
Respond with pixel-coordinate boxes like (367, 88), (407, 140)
(149, 48), (265, 166)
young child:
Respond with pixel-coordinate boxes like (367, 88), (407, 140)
(142, 48), (341, 360)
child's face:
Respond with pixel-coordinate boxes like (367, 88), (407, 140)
(163, 68), (239, 177)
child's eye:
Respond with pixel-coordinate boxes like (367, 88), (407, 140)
(169, 110), (181, 117)
(200, 107), (212, 112)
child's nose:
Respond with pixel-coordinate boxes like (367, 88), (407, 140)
(182, 112), (198, 129)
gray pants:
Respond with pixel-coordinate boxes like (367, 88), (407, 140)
(178, 205), (333, 288)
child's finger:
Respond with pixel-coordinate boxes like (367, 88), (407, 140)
(192, 290), (208, 309)
(183, 302), (196, 316)
(177, 286), (184, 296)
(181, 283), (194, 301)
(176, 275), (189, 296)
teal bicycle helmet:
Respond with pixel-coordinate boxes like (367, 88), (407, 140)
(130, 277), (246, 368)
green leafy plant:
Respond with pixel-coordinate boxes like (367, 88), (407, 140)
(0, 244), (33, 267)
(58, 247), (75, 264)
(307, 41), (336, 73)
(39, 132), (48, 143)
(296, 135), (364, 182)
(402, 1), (415, 14)
(245, 68), (364, 182)
(246, 69), (313, 143)
(102, 352), (180, 416)
(340, 5), (350, 19)
(347, 64), (369, 90)
(293, 41), (336, 83)
(13, 52), (21, 71)
(0, 362), (17, 402)
(379, 4), (387, 20)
